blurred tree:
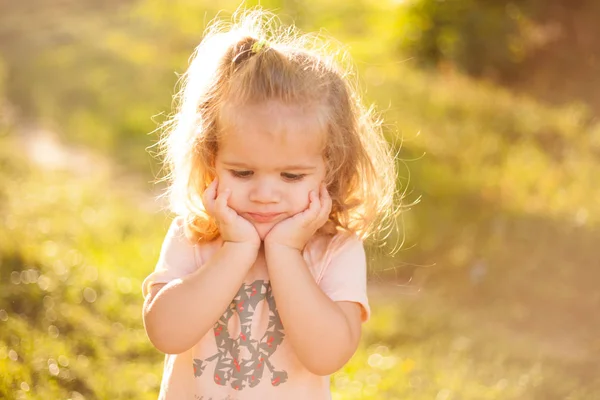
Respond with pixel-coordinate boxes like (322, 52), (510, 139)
(398, 0), (526, 78)
(398, 0), (600, 111)
(0, 0), (135, 116)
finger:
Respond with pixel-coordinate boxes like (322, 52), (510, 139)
(301, 190), (321, 226)
(310, 185), (330, 228)
(202, 179), (219, 213)
(202, 178), (217, 201)
(215, 188), (234, 221)
(317, 184), (332, 223)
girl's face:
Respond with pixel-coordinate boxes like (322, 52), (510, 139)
(214, 101), (327, 240)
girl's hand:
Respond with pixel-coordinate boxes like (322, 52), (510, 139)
(264, 183), (332, 252)
(202, 179), (261, 247)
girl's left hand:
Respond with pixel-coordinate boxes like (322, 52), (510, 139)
(264, 183), (332, 251)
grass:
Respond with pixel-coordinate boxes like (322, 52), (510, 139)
(0, 133), (166, 399)
(337, 285), (599, 400)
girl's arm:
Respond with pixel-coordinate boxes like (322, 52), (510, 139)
(265, 244), (363, 376)
(143, 242), (258, 354)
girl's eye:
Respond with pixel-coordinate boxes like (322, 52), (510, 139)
(281, 172), (306, 181)
(231, 170), (253, 178)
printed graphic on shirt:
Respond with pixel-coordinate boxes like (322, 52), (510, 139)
(193, 280), (288, 391)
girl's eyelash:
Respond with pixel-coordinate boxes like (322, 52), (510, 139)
(281, 173), (306, 181)
(229, 170), (306, 181)
(230, 170), (253, 178)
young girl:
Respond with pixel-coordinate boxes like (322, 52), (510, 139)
(142, 8), (397, 400)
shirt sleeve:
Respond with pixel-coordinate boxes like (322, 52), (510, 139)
(317, 234), (371, 322)
(141, 217), (200, 298)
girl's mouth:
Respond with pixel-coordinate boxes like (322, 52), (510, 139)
(245, 212), (282, 223)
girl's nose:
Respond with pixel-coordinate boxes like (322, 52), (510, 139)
(249, 180), (280, 204)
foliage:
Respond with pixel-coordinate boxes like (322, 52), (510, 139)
(397, 0), (600, 109)
(397, 0), (527, 78)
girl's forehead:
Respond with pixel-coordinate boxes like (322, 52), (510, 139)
(217, 101), (327, 166)
(219, 100), (327, 145)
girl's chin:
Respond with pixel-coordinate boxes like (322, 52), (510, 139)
(253, 222), (276, 240)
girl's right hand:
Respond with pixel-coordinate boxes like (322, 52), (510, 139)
(202, 179), (261, 247)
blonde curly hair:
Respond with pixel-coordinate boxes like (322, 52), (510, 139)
(158, 8), (399, 243)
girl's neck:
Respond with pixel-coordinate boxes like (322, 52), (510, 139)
(257, 244), (266, 260)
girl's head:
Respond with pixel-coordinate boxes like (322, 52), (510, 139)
(160, 9), (397, 242)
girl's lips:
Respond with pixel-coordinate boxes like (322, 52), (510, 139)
(245, 212), (282, 223)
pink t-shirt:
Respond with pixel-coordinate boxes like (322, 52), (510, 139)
(142, 217), (370, 400)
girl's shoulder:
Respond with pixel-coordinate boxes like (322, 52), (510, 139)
(166, 216), (223, 252)
(172, 216), (225, 269)
(304, 230), (366, 284)
(305, 229), (363, 264)
(324, 228), (363, 251)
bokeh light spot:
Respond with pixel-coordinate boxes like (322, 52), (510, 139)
(48, 325), (60, 338)
(83, 287), (97, 303)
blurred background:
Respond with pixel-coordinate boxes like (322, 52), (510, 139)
(1, 0), (599, 399)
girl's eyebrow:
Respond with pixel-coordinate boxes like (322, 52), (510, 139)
(222, 161), (316, 170)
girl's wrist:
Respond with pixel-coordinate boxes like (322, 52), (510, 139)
(222, 241), (261, 260)
(264, 240), (303, 261)
(263, 229), (308, 251)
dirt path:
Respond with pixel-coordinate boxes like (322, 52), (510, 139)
(17, 125), (166, 213)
